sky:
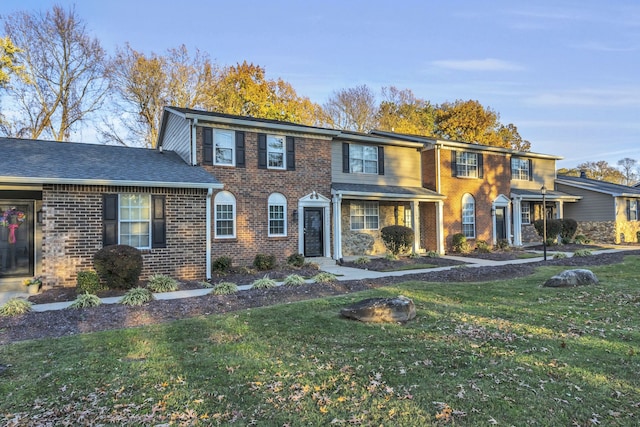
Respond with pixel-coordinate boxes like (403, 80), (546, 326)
(2, 0), (639, 169)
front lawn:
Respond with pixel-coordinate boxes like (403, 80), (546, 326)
(1, 255), (639, 425)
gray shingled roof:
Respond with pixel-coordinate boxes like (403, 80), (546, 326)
(332, 182), (444, 199)
(556, 175), (640, 197)
(0, 137), (221, 189)
(511, 188), (580, 200)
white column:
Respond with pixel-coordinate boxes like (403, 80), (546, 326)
(332, 193), (343, 260)
(556, 201), (563, 219)
(411, 200), (420, 253)
(512, 196), (522, 246)
(436, 200), (445, 255)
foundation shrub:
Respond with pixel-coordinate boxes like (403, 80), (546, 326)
(451, 233), (470, 254)
(253, 253), (276, 271)
(212, 256), (233, 272)
(286, 253), (305, 268)
(381, 225), (414, 256)
(94, 245), (143, 290)
(76, 270), (104, 294)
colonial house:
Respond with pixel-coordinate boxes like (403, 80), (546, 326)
(0, 137), (221, 291)
(556, 173), (640, 243)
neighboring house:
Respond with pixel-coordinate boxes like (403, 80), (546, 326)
(372, 131), (579, 249)
(556, 174), (640, 243)
(0, 137), (221, 291)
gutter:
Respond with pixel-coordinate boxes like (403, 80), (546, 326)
(191, 118), (198, 166)
(0, 176), (223, 190)
(206, 187), (213, 280)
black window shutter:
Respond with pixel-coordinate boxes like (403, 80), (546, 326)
(477, 153), (484, 178)
(528, 159), (533, 181)
(627, 200), (631, 220)
(377, 146), (385, 175)
(286, 136), (295, 170)
(451, 150), (457, 177)
(151, 195), (166, 248)
(235, 131), (245, 168)
(102, 194), (118, 246)
(203, 127), (213, 166)
(258, 133), (267, 169)
(342, 143), (350, 173)
(509, 158), (514, 179)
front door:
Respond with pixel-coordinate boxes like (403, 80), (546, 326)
(303, 208), (323, 257)
(495, 207), (506, 241)
(0, 202), (33, 277)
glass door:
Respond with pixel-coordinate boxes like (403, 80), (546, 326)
(0, 203), (33, 277)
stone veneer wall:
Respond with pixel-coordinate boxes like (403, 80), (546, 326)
(521, 224), (540, 244)
(341, 201), (408, 256)
(576, 221), (616, 243)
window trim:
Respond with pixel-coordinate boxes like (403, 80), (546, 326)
(511, 157), (531, 181)
(629, 199), (639, 221)
(119, 194), (152, 249)
(349, 144), (379, 175)
(521, 202), (531, 225)
(214, 191), (236, 239)
(268, 193), (287, 237)
(461, 193), (476, 238)
(455, 151), (480, 179)
(350, 201), (379, 231)
(213, 129), (236, 166)
(267, 134), (286, 170)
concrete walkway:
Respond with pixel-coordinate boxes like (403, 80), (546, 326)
(1, 246), (635, 311)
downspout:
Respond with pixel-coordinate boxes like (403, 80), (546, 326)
(435, 144), (441, 194)
(191, 118), (199, 166)
(206, 187), (213, 280)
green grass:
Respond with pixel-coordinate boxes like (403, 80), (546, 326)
(1, 255), (640, 425)
(381, 263), (439, 271)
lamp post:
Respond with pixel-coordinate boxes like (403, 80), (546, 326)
(541, 185), (547, 261)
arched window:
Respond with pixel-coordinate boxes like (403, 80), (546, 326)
(214, 191), (236, 238)
(268, 193), (287, 236)
(461, 194), (476, 238)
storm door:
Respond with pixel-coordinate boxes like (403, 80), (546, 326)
(303, 208), (323, 257)
(495, 207), (507, 241)
(0, 202), (33, 277)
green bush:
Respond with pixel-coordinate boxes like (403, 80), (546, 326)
(451, 233), (470, 254)
(533, 219), (562, 243)
(475, 240), (491, 253)
(380, 225), (414, 256)
(283, 274), (306, 287)
(251, 276), (276, 289)
(199, 281), (214, 288)
(69, 293), (102, 309)
(120, 287), (154, 306)
(286, 253), (305, 268)
(0, 298), (32, 316)
(313, 272), (337, 283)
(253, 253), (276, 271)
(76, 270), (104, 294)
(496, 239), (510, 251)
(354, 256), (370, 265)
(385, 252), (398, 261)
(573, 249), (593, 257)
(553, 252), (567, 259)
(212, 256), (233, 272)
(211, 282), (238, 295)
(574, 234), (591, 244)
(409, 252), (420, 259)
(94, 245), (143, 290)
(560, 218), (578, 242)
(146, 274), (179, 293)
(425, 250), (440, 258)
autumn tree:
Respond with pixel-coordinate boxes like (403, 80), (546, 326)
(576, 160), (625, 183)
(0, 36), (25, 88)
(320, 84), (378, 132)
(2, 5), (110, 141)
(434, 99), (530, 150)
(376, 86), (435, 136)
(617, 157), (638, 186)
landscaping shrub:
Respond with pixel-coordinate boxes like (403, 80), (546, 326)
(69, 293), (102, 309)
(212, 256), (233, 272)
(574, 234), (591, 244)
(93, 245), (143, 290)
(253, 253), (276, 271)
(425, 250), (440, 258)
(251, 276), (276, 289)
(313, 272), (337, 283)
(286, 253), (305, 268)
(475, 240), (491, 253)
(380, 225), (414, 255)
(573, 249), (593, 257)
(354, 256), (370, 265)
(553, 252), (567, 259)
(533, 219), (562, 244)
(120, 287), (154, 306)
(0, 298), (32, 316)
(146, 274), (179, 293)
(560, 218), (578, 242)
(451, 233), (470, 253)
(283, 274), (306, 287)
(76, 270), (103, 294)
(385, 252), (398, 261)
(496, 239), (510, 251)
(211, 282), (238, 295)
(199, 281), (214, 288)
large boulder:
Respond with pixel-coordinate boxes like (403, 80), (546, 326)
(340, 295), (416, 323)
(543, 269), (599, 288)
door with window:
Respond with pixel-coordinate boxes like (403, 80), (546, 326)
(495, 207), (506, 241)
(303, 208), (323, 257)
(0, 203), (33, 277)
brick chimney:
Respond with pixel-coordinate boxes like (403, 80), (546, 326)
(580, 170), (587, 179)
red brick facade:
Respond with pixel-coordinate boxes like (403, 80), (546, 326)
(42, 184), (208, 287)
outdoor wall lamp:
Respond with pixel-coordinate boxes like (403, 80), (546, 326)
(292, 209), (298, 222)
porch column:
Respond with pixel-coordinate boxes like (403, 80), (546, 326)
(332, 193), (343, 260)
(410, 200), (420, 253)
(512, 196), (522, 246)
(556, 201), (563, 219)
(436, 200), (445, 255)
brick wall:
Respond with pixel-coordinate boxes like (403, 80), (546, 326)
(42, 184), (208, 288)
(197, 127), (332, 266)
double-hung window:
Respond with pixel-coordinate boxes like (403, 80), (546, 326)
(628, 200), (639, 221)
(350, 201), (379, 230)
(350, 145), (379, 174)
(214, 191), (236, 238)
(511, 158), (531, 181)
(268, 193), (287, 236)
(102, 193), (166, 249)
(455, 151), (480, 178)
(214, 129), (235, 166)
(267, 135), (286, 169)
(521, 202), (531, 224)
(462, 194), (476, 238)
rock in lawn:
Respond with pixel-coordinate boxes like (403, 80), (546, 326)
(340, 295), (416, 323)
(543, 269), (599, 288)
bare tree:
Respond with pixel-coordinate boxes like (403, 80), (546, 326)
(320, 85), (378, 132)
(617, 158), (638, 186)
(2, 5), (110, 141)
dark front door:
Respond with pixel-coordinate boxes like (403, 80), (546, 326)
(495, 207), (506, 241)
(0, 202), (33, 277)
(303, 208), (323, 257)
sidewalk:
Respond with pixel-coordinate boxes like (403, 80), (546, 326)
(2, 246), (635, 311)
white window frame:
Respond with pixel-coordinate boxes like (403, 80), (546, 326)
(630, 200), (639, 221)
(119, 194), (151, 249)
(267, 134), (286, 170)
(349, 144), (378, 174)
(462, 194), (476, 238)
(511, 158), (530, 181)
(521, 202), (531, 224)
(214, 191), (236, 238)
(350, 201), (379, 230)
(268, 193), (287, 237)
(214, 129), (235, 166)
(456, 152), (478, 178)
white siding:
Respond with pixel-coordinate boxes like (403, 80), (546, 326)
(161, 112), (192, 164)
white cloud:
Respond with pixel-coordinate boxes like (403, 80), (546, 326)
(431, 58), (523, 72)
(524, 88), (640, 107)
